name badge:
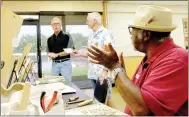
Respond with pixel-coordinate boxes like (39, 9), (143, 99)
(135, 74), (140, 79)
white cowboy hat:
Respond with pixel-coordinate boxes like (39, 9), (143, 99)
(128, 5), (177, 32)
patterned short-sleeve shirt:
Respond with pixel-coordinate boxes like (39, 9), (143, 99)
(88, 26), (115, 80)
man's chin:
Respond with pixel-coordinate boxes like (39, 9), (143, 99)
(55, 30), (60, 33)
(133, 45), (145, 53)
(133, 44), (138, 51)
(133, 47), (140, 52)
(87, 26), (92, 29)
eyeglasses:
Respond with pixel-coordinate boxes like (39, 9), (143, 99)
(128, 26), (133, 35)
(128, 26), (139, 35)
(52, 23), (60, 26)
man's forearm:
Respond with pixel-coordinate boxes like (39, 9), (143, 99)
(58, 52), (69, 57)
(47, 52), (51, 57)
(81, 49), (88, 58)
(113, 64), (149, 116)
(82, 54), (88, 58)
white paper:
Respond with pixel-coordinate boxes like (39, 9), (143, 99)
(65, 111), (83, 115)
(63, 48), (73, 53)
(1, 103), (12, 115)
(35, 77), (65, 85)
(29, 98), (45, 115)
(30, 94), (65, 115)
(61, 85), (76, 94)
(65, 103), (127, 115)
(30, 83), (76, 99)
(30, 83), (66, 99)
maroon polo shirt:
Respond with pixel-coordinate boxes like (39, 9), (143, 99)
(125, 39), (188, 116)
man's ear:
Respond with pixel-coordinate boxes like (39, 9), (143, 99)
(143, 30), (150, 42)
(147, 31), (151, 39)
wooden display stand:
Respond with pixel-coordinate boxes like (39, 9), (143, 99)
(1, 6), (23, 87)
(6, 41), (32, 88)
(1, 7), (34, 115)
(1, 6), (35, 88)
(1, 82), (31, 115)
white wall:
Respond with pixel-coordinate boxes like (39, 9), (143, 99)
(107, 1), (188, 56)
(3, 1), (103, 12)
(3, 1), (188, 57)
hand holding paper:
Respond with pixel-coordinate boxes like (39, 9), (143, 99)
(63, 48), (73, 54)
(48, 53), (58, 59)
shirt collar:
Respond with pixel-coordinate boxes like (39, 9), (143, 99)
(93, 25), (104, 36)
(143, 38), (179, 63)
(53, 30), (63, 37)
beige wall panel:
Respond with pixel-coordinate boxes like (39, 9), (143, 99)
(171, 14), (188, 48)
(3, 1), (103, 12)
(107, 1), (188, 14)
(107, 2), (188, 56)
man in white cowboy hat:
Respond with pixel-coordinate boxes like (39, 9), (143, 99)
(87, 5), (188, 116)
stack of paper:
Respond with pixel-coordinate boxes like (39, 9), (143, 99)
(65, 103), (128, 116)
(30, 83), (76, 99)
(61, 85), (76, 94)
(35, 76), (65, 85)
(30, 83), (65, 99)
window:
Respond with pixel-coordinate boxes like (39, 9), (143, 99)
(66, 25), (92, 81)
(66, 25), (92, 49)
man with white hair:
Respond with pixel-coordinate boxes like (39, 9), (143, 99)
(73, 12), (115, 96)
(87, 5), (188, 116)
(47, 17), (75, 81)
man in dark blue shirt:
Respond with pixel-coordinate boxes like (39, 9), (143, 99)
(47, 17), (74, 81)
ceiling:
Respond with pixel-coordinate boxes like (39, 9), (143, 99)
(108, 1), (188, 6)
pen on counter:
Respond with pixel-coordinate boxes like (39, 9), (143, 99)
(78, 98), (93, 107)
(67, 100), (85, 104)
(69, 96), (79, 102)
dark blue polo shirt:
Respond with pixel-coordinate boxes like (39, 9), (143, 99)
(47, 31), (75, 60)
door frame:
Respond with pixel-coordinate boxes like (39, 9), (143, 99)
(22, 18), (42, 78)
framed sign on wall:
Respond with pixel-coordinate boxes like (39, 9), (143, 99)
(182, 18), (188, 49)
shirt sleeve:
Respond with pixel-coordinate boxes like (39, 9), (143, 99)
(103, 30), (115, 48)
(46, 39), (50, 52)
(67, 33), (75, 49)
(140, 59), (188, 116)
(96, 30), (115, 76)
(106, 77), (113, 99)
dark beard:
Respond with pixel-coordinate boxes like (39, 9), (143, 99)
(133, 40), (147, 53)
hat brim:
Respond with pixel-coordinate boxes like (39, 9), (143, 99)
(128, 21), (177, 32)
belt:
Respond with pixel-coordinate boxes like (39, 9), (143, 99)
(53, 58), (70, 63)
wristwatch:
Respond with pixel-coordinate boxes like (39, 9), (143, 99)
(111, 68), (125, 82)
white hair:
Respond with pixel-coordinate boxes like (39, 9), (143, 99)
(88, 12), (102, 25)
(51, 17), (62, 25)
